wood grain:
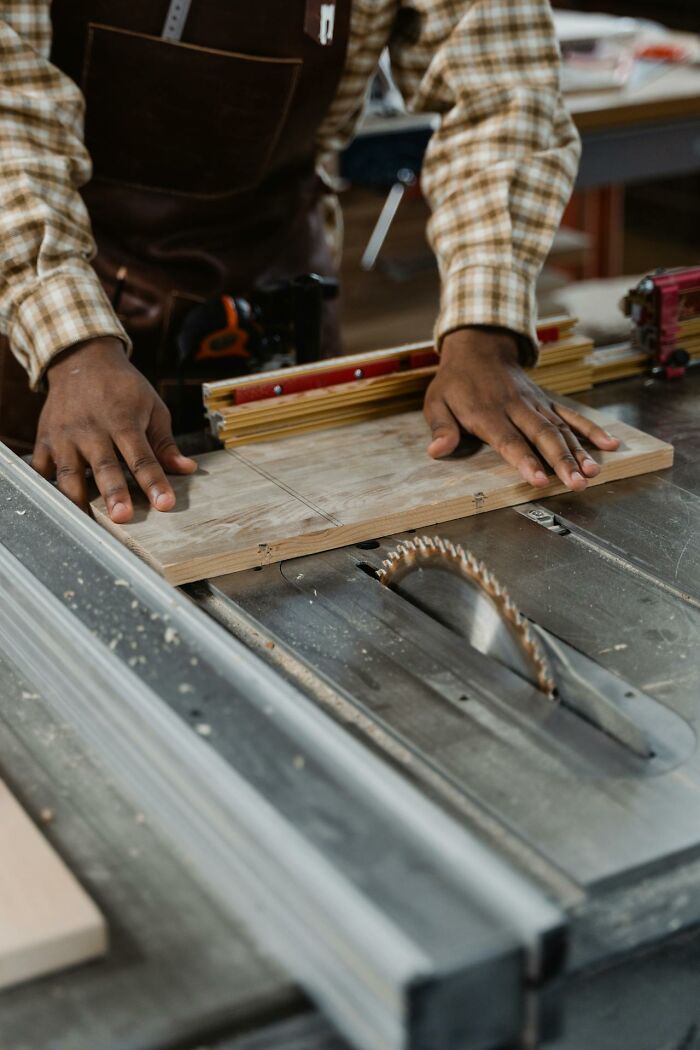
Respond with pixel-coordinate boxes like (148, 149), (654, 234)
(0, 779), (107, 991)
(93, 400), (673, 585)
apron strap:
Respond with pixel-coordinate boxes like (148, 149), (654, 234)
(162, 0), (193, 41)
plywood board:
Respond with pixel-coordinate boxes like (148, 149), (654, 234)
(93, 401), (673, 585)
(0, 779), (107, 990)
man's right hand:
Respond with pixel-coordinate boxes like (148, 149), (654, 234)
(32, 338), (197, 523)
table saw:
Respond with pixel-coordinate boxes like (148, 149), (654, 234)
(1, 370), (700, 1050)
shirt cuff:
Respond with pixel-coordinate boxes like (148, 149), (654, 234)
(435, 265), (539, 367)
(9, 264), (132, 390)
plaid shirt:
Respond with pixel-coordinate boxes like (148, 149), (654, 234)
(0, 0), (580, 389)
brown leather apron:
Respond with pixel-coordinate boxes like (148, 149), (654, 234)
(0, 0), (350, 450)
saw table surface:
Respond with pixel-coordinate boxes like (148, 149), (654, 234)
(195, 369), (700, 1048)
(3, 369), (700, 1050)
(205, 372), (700, 886)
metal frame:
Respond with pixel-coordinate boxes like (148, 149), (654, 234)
(0, 443), (565, 1050)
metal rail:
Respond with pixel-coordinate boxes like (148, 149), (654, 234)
(0, 443), (565, 1050)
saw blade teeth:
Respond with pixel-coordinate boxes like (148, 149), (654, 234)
(377, 535), (556, 700)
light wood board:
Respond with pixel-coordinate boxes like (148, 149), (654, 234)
(0, 779), (107, 991)
(93, 401), (673, 585)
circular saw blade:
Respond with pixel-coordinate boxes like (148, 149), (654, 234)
(377, 536), (556, 699)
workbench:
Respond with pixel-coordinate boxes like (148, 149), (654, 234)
(2, 367), (700, 1050)
(342, 53), (700, 191)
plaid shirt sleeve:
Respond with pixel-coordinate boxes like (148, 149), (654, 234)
(320, 0), (581, 360)
(0, 3), (129, 389)
(2, 1), (578, 391)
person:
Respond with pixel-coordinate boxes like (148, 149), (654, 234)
(0, 0), (619, 524)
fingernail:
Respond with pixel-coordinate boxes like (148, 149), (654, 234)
(534, 471), (547, 482)
(155, 492), (172, 510)
(111, 501), (129, 517)
(572, 471), (584, 483)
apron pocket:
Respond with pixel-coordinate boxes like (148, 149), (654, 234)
(82, 25), (302, 198)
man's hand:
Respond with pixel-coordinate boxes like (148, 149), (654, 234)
(424, 328), (620, 491)
(32, 338), (197, 522)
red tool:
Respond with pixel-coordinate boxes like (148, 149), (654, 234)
(623, 267), (700, 378)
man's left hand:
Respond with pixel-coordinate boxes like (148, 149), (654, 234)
(423, 327), (619, 491)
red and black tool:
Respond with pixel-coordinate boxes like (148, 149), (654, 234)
(624, 266), (700, 378)
(177, 273), (339, 376)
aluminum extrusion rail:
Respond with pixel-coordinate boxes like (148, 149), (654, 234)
(0, 444), (565, 1050)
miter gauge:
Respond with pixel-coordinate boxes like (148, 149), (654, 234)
(377, 536), (683, 764)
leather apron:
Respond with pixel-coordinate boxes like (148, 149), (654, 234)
(0, 0), (350, 450)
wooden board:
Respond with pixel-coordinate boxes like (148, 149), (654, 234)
(0, 779), (107, 991)
(93, 401), (673, 585)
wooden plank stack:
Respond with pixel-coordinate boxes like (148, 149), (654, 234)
(204, 316), (594, 449)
